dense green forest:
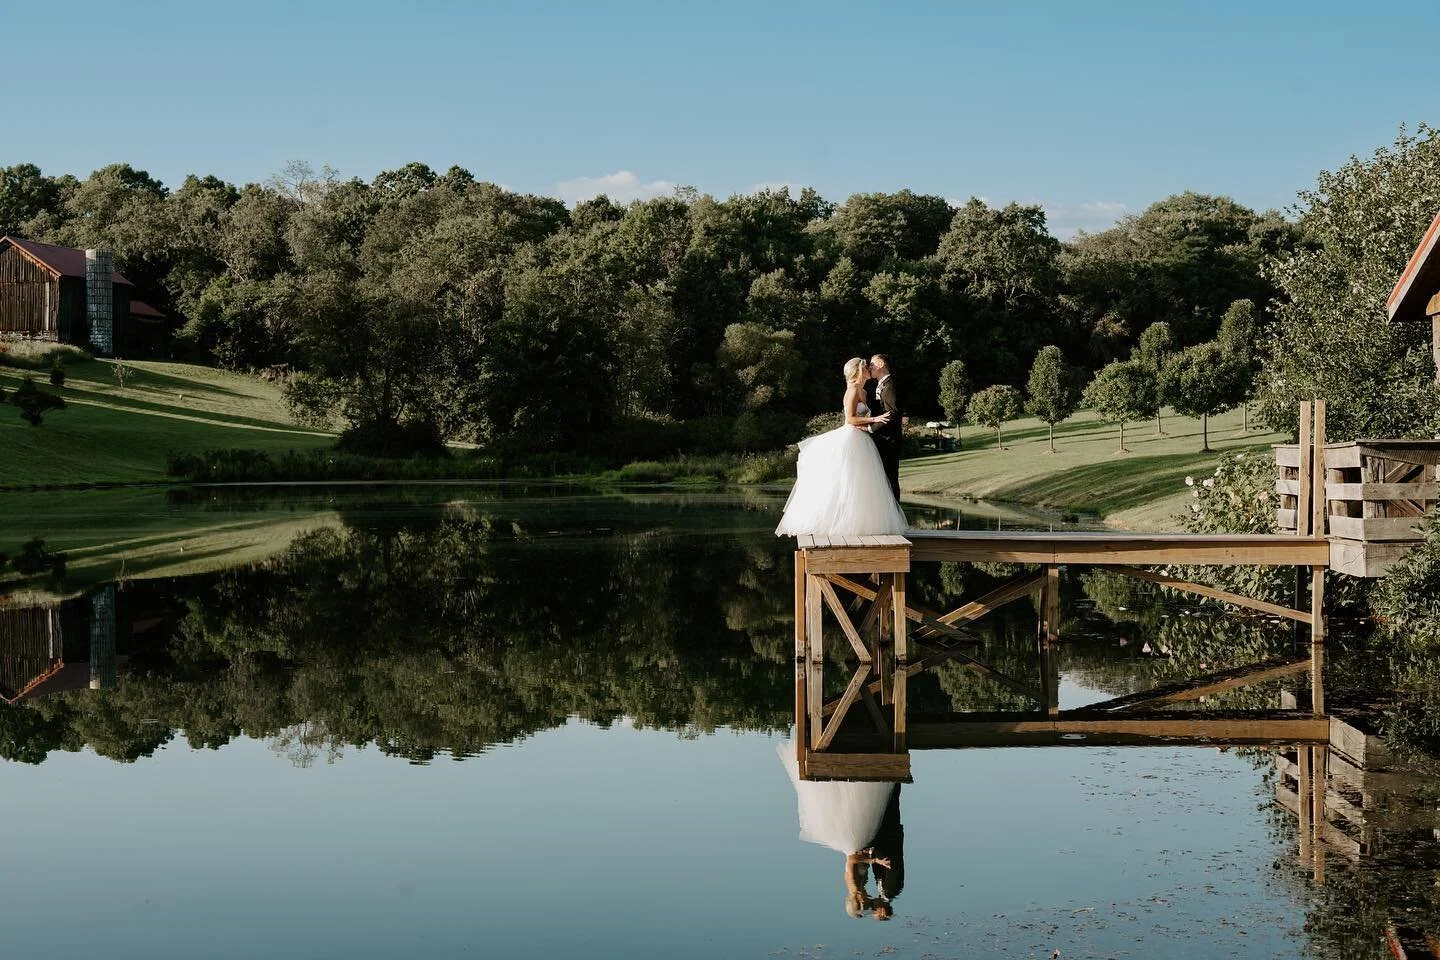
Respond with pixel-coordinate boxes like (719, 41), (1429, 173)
(7, 125), (1440, 459)
(0, 160), (1300, 457)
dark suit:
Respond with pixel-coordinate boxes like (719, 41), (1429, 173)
(868, 374), (902, 501)
(867, 784), (904, 903)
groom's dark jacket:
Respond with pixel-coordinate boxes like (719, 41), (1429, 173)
(870, 375), (903, 446)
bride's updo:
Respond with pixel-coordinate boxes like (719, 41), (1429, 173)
(843, 357), (866, 384)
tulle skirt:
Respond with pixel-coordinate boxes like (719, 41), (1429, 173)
(777, 740), (896, 854)
(775, 425), (907, 537)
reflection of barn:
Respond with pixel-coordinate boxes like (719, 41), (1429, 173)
(0, 236), (168, 356)
(0, 588), (120, 702)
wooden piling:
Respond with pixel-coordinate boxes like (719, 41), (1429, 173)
(1297, 401), (1313, 537)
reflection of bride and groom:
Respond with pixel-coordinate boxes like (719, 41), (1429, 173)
(774, 354), (909, 917)
(779, 742), (905, 920)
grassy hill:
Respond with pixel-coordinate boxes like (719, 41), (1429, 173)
(0, 353), (334, 488)
(900, 406), (1286, 531)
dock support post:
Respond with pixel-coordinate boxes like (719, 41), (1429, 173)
(794, 551), (808, 764)
(1310, 745), (1328, 885)
(1311, 565), (1326, 715)
(1041, 563), (1060, 645)
(1297, 746), (1312, 867)
(892, 571), (907, 752)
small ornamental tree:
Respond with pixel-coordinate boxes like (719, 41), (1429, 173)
(938, 359), (970, 445)
(1217, 299), (1259, 431)
(1132, 321), (1176, 434)
(1163, 342), (1249, 452)
(1025, 345), (1079, 452)
(1082, 360), (1157, 453)
(967, 384), (1023, 449)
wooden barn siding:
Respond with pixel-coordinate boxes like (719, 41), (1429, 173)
(57, 276), (86, 344)
(0, 246), (59, 336)
(0, 606), (59, 701)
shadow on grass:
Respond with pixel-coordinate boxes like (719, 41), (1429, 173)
(991, 453), (1221, 515)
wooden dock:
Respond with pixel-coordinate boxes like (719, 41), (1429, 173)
(792, 402), (1338, 783)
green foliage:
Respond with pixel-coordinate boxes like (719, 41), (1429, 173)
(938, 359), (970, 423)
(967, 384), (1023, 448)
(1258, 125), (1440, 439)
(1162, 342), (1249, 449)
(47, 359), (64, 388)
(1132, 321), (1176, 371)
(1024, 345), (1080, 450)
(1171, 452), (1285, 602)
(7, 376), (65, 426)
(716, 322), (804, 411)
(1081, 360), (1156, 451)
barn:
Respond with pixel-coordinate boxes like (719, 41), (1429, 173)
(0, 236), (138, 356)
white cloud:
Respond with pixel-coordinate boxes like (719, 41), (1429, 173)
(1039, 200), (1130, 240)
(553, 170), (678, 206)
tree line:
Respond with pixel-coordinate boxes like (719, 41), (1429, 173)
(0, 160), (1301, 458)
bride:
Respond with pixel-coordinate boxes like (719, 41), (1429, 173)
(775, 357), (908, 537)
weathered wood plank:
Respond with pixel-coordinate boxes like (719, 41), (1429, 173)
(1312, 399), (1327, 537)
(1325, 481), (1439, 501)
(816, 665), (871, 750)
(818, 579), (872, 663)
(1109, 566), (1312, 622)
(1327, 515), (1426, 541)
(1079, 658), (1311, 712)
(922, 572), (1044, 633)
(803, 544), (911, 574)
(907, 712), (1331, 747)
(906, 532), (1331, 566)
(800, 751), (910, 783)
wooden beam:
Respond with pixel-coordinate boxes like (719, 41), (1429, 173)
(818, 579), (872, 663)
(1079, 658), (1311, 712)
(816, 665), (871, 750)
(1108, 566), (1312, 623)
(799, 752), (910, 783)
(1297, 400), (1313, 537)
(793, 552), (808, 766)
(801, 543), (910, 574)
(906, 532), (1331, 566)
(1042, 564), (1060, 645)
(922, 572), (1044, 633)
(906, 712), (1331, 747)
(1313, 399), (1327, 537)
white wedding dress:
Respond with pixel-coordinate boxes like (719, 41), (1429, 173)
(775, 403), (907, 537)
(777, 740), (896, 854)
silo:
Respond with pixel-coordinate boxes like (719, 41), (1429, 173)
(85, 248), (114, 355)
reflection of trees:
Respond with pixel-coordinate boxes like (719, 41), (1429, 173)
(0, 511), (796, 765)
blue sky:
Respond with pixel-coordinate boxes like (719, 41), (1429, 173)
(3, 0), (1435, 236)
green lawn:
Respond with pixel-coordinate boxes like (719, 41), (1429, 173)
(0, 357), (335, 488)
(899, 406), (1285, 531)
(0, 487), (341, 596)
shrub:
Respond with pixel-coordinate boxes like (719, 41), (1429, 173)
(8, 376), (65, 426)
(732, 409), (804, 452)
(48, 360), (65, 388)
(11, 537), (66, 583)
(335, 419), (449, 459)
(804, 412), (841, 437)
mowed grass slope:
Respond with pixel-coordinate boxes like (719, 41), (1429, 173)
(0, 358), (334, 487)
(900, 406), (1285, 530)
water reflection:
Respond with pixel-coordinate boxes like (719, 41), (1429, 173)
(0, 489), (1439, 956)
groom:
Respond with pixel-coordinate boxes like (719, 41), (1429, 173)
(867, 354), (903, 501)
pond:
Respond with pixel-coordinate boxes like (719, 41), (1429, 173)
(0, 486), (1433, 958)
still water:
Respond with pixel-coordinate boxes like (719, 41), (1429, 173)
(0, 487), (1430, 958)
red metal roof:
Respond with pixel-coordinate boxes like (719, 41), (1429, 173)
(1387, 210), (1440, 323)
(129, 299), (164, 319)
(0, 235), (134, 286)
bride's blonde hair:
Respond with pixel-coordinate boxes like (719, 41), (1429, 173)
(843, 357), (867, 384)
